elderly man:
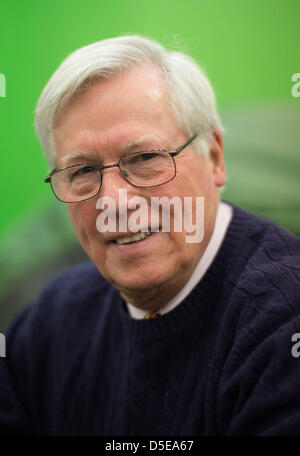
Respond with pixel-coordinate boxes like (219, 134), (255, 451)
(1, 35), (300, 436)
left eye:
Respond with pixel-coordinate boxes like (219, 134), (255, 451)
(138, 153), (158, 161)
(78, 165), (95, 174)
(73, 165), (96, 177)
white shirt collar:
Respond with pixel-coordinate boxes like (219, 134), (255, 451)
(127, 201), (233, 319)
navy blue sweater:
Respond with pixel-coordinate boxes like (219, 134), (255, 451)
(1, 203), (300, 435)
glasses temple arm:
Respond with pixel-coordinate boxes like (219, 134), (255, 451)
(44, 168), (58, 183)
(170, 133), (198, 156)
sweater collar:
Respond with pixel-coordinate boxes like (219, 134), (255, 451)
(118, 202), (254, 341)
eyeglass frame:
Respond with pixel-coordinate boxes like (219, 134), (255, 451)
(44, 133), (198, 203)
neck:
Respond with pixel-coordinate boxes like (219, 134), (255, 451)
(119, 265), (197, 312)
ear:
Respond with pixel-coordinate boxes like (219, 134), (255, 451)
(209, 129), (226, 188)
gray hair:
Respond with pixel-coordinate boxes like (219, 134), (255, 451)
(34, 35), (223, 168)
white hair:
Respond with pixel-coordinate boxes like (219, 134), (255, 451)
(34, 35), (223, 168)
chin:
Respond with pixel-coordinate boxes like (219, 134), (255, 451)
(108, 268), (169, 294)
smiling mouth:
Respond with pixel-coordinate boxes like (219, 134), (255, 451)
(116, 230), (153, 245)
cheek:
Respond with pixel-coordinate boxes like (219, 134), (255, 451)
(173, 159), (209, 196)
(168, 230), (203, 273)
(67, 203), (97, 243)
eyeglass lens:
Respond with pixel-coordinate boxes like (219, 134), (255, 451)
(51, 150), (175, 202)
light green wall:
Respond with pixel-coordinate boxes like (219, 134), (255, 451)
(0, 0), (299, 240)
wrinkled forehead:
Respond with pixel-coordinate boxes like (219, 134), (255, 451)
(53, 65), (168, 128)
(52, 66), (179, 166)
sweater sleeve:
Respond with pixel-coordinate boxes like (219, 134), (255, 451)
(0, 261), (103, 436)
(0, 306), (35, 435)
(216, 262), (300, 435)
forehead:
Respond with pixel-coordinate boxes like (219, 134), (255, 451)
(52, 66), (178, 164)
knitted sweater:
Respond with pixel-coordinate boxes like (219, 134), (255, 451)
(1, 203), (300, 436)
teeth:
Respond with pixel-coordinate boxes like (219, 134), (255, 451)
(116, 231), (151, 245)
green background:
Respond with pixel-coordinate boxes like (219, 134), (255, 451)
(0, 0), (299, 328)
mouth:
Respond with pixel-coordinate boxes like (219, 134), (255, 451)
(115, 230), (153, 245)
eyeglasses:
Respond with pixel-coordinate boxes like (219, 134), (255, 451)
(44, 134), (198, 203)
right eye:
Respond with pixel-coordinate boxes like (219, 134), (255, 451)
(73, 165), (96, 177)
(68, 165), (97, 182)
(136, 152), (158, 162)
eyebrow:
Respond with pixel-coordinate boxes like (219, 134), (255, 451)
(59, 152), (94, 167)
(59, 134), (157, 167)
(120, 134), (155, 151)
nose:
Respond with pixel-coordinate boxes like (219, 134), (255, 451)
(99, 164), (136, 201)
(97, 166), (141, 231)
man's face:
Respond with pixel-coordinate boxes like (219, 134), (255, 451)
(53, 66), (226, 309)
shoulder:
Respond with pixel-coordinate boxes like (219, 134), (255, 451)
(41, 260), (109, 297)
(224, 204), (300, 335)
(229, 204), (300, 298)
(215, 206), (300, 434)
(5, 260), (119, 350)
(36, 259), (112, 310)
(217, 204), (300, 378)
(1, 261), (120, 434)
